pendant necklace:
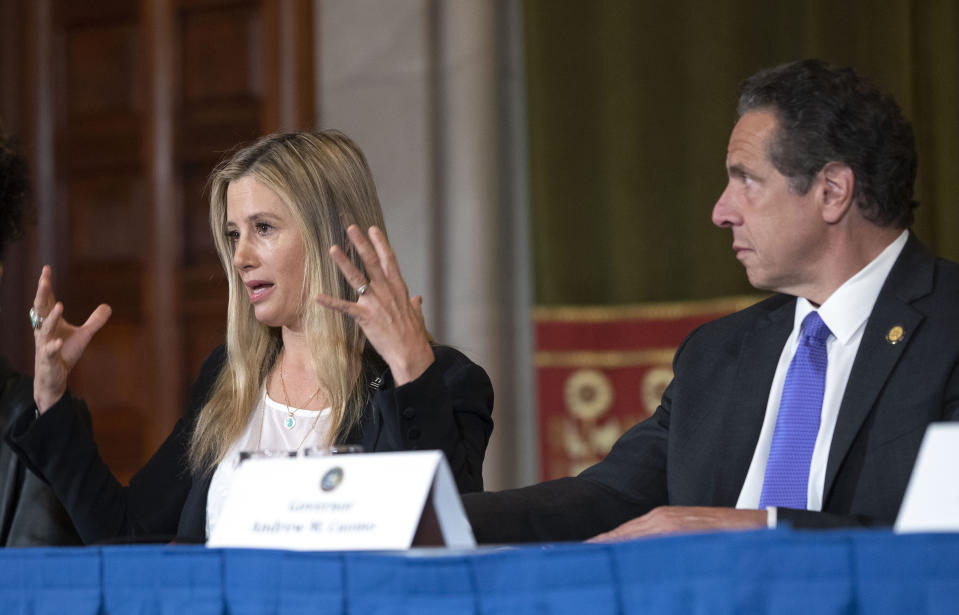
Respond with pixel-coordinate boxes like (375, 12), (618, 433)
(255, 396), (324, 452)
(279, 359), (321, 430)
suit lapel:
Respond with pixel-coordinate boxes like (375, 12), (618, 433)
(824, 235), (934, 499)
(713, 296), (795, 505)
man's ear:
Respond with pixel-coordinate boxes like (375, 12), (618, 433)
(819, 161), (855, 224)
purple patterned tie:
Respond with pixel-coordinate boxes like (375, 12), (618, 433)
(759, 311), (831, 509)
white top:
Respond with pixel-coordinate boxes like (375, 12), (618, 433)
(205, 389), (332, 538)
(737, 230), (909, 515)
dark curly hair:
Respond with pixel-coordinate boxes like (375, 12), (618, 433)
(738, 59), (918, 228)
(0, 130), (29, 259)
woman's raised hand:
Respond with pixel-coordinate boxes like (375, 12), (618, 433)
(32, 266), (112, 413)
(316, 225), (434, 386)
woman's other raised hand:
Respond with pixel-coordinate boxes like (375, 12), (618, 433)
(316, 225), (434, 385)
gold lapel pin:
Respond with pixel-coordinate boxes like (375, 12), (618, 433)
(886, 324), (905, 345)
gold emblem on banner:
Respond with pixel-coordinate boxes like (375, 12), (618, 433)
(564, 369), (614, 421)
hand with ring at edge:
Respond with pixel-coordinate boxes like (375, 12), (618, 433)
(31, 265), (112, 414)
(315, 225), (434, 386)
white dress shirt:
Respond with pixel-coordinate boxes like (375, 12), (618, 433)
(736, 230), (909, 522)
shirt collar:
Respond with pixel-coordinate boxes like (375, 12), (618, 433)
(794, 229), (909, 345)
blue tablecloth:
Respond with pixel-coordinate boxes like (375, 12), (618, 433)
(2, 528), (957, 614)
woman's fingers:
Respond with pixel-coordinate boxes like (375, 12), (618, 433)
(38, 302), (63, 338)
(82, 304), (113, 337)
(41, 336), (64, 359)
(35, 301), (112, 370)
(34, 302), (67, 414)
(33, 265), (56, 316)
(332, 225), (413, 304)
(323, 225), (434, 384)
(61, 304), (112, 365)
(29, 268), (110, 414)
(315, 292), (359, 318)
(345, 225), (386, 285)
(368, 226), (408, 297)
(329, 244), (372, 297)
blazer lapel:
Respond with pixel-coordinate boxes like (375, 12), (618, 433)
(713, 296), (795, 505)
(824, 235), (934, 499)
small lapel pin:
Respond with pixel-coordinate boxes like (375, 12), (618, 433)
(885, 325), (905, 345)
(368, 377), (383, 390)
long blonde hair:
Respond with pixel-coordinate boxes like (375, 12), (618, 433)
(188, 130), (386, 474)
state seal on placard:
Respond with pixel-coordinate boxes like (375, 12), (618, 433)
(564, 369), (614, 422)
(321, 467), (344, 492)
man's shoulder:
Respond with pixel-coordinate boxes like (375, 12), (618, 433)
(932, 254), (959, 291)
(894, 238), (959, 316)
(891, 233), (959, 302)
(663, 294), (795, 375)
(914, 255), (959, 328)
(683, 294), (793, 344)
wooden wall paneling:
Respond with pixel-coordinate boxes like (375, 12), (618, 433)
(262, 0), (314, 131)
(2, 0), (315, 484)
(178, 0), (263, 161)
(175, 0), (315, 404)
(52, 0), (149, 481)
(30, 0), (57, 310)
(71, 320), (151, 475)
(142, 0), (182, 453)
(176, 0), (262, 413)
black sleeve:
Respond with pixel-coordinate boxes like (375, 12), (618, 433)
(462, 476), (650, 544)
(461, 387), (673, 544)
(4, 347), (225, 544)
(0, 367), (82, 546)
(461, 330), (694, 544)
(368, 345), (494, 493)
(776, 508), (876, 528)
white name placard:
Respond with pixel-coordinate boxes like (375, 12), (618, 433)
(206, 450), (476, 550)
(895, 423), (959, 533)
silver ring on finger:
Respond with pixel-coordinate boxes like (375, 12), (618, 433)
(29, 307), (44, 330)
(356, 281), (370, 298)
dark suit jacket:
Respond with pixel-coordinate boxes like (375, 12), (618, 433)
(465, 234), (959, 543)
(6, 344), (493, 544)
(0, 357), (83, 546)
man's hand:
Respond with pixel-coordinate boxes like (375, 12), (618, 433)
(587, 506), (767, 542)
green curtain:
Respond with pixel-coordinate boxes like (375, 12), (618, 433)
(524, 0), (959, 305)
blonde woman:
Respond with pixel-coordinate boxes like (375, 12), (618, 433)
(9, 131), (493, 544)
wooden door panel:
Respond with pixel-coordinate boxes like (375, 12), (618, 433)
(64, 23), (140, 118)
(180, 3), (263, 102)
(72, 322), (149, 474)
(1, 0), (314, 483)
(67, 173), (146, 263)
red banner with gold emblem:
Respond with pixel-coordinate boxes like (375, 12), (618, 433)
(534, 296), (764, 480)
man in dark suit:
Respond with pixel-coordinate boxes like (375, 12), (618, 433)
(464, 59), (959, 543)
